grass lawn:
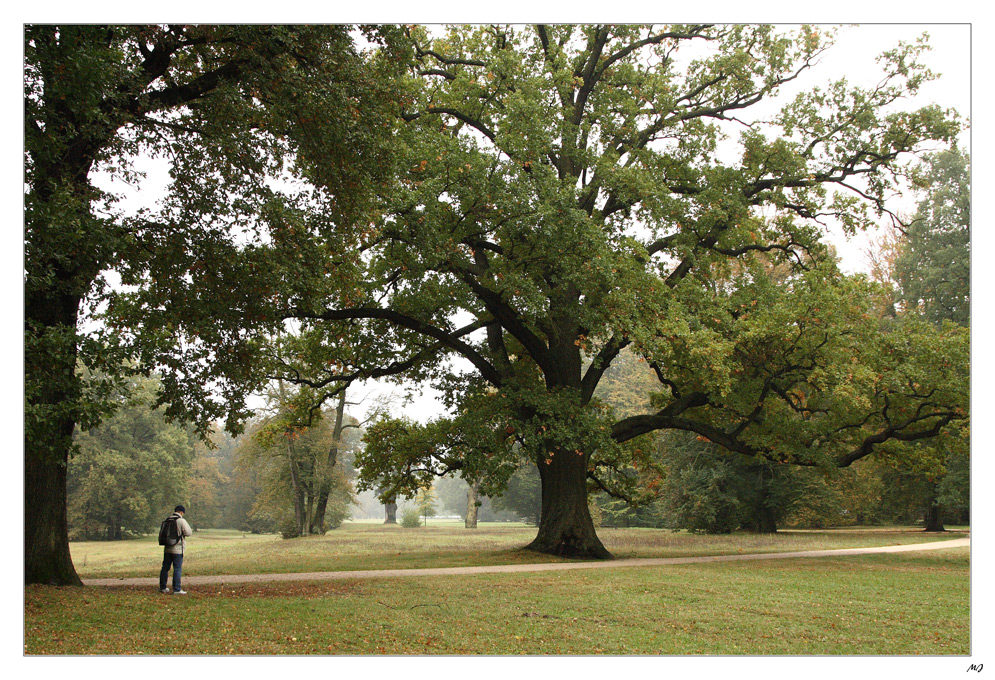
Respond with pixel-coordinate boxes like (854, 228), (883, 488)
(67, 522), (967, 579)
(24, 546), (969, 655)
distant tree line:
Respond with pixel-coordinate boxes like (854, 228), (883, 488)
(67, 376), (363, 540)
(412, 433), (968, 534)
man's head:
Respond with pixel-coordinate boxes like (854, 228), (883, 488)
(174, 505), (186, 515)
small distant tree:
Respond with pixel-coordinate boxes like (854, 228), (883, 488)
(415, 486), (437, 526)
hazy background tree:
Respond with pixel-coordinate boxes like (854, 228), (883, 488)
(235, 386), (357, 539)
(414, 486), (438, 526)
(186, 440), (230, 531)
(68, 374), (194, 540)
(490, 464), (543, 526)
(435, 475), (520, 524)
(865, 147), (970, 531)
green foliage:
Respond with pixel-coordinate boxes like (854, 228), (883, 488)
(68, 375), (195, 540)
(105, 25), (967, 556)
(894, 148), (970, 325)
(865, 147), (970, 528)
(595, 494), (668, 529)
(490, 463), (542, 525)
(807, 461), (886, 527)
(400, 507), (423, 528)
(25, 23), (401, 453)
(936, 439), (970, 519)
(358, 406), (520, 502)
(656, 431), (857, 533)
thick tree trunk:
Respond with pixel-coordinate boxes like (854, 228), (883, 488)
(384, 497), (397, 524)
(525, 446), (611, 559)
(310, 503), (327, 534)
(465, 477), (481, 529)
(24, 409), (81, 585)
(24, 289), (84, 586)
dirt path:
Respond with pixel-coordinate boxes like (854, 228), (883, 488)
(83, 536), (969, 588)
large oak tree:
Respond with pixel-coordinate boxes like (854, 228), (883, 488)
(116, 25), (968, 559)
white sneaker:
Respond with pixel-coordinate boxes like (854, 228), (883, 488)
(160, 588), (171, 593)
(173, 589), (188, 595)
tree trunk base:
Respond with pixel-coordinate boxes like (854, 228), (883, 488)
(25, 447), (83, 586)
(523, 533), (613, 560)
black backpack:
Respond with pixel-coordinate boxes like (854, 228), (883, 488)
(158, 515), (182, 546)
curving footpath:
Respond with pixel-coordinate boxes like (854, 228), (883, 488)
(83, 536), (969, 588)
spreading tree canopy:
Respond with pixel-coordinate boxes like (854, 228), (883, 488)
(114, 25), (968, 559)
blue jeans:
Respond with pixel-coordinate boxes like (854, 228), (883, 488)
(160, 552), (184, 591)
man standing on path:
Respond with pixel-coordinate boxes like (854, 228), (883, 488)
(159, 505), (193, 595)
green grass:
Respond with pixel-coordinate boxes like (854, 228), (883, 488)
(24, 547), (969, 655)
(68, 522), (966, 579)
